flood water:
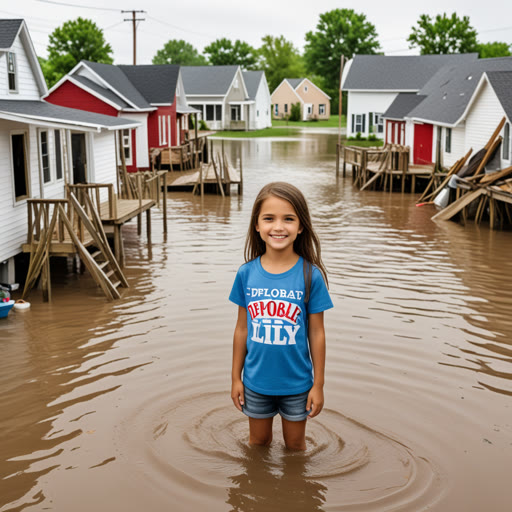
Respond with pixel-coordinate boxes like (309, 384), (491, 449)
(1, 132), (511, 511)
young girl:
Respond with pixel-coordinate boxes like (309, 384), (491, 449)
(230, 182), (333, 451)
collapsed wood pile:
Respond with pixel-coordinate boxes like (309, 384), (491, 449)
(427, 118), (512, 229)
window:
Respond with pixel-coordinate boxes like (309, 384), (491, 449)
(304, 85), (308, 92)
(374, 113), (384, 134)
(11, 133), (29, 201)
(206, 105), (215, 121)
(55, 130), (63, 180)
(216, 105), (222, 121)
(121, 129), (131, 162)
(354, 114), (365, 133)
(274, 104), (278, 116)
(231, 105), (241, 121)
(503, 123), (510, 160)
(234, 79), (239, 89)
(445, 127), (452, 154)
(319, 104), (326, 115)
(284, 104), (288, 114)
(7, 52), (17, 92)
(257, 110), (259, 117)
(159, 116), (168, 145)
(40, 131), (51, 183)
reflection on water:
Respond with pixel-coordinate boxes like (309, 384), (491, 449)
(0, 133), (511, 511)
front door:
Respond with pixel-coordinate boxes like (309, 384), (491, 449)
(413, 123), (433, 164)
(72, 133), (87, 184)
(303, 104), (312, 121)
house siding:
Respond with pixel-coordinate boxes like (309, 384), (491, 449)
(91, 130), (118, 201)
(147, 106), (176, 151)
(294, 79), (330, 119)
(46, 80), (119, 116)
(251, 76), (272, 130)
(465, 81), (507, 163)
(0, 34), (41, 100)
(440, 125), (465, 168)
(271, 81), (301, 119)
(347, 91), (397, 138)
(120, 111), (150, 169)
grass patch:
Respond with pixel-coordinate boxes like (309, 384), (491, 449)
(272, 115), (346, 128)
(344, 139), (384, 147)
(210, 127), (300, 138)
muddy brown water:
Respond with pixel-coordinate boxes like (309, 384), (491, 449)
(1, 133), (511, 511)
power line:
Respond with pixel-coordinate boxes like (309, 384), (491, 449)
(122, 10), (145, 65)
(34, 0), (120, 12)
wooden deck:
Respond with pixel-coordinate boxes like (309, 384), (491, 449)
(166, 165), (241, 188)
(99, 198), (155, 224)
(22, 230), (95, 255)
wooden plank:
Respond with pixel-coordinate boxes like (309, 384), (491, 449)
(432, 188), (486, 221)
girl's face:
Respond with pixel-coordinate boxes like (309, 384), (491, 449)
(255, 195), (302, 254)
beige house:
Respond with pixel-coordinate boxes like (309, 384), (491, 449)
(271, 78), (330, 120)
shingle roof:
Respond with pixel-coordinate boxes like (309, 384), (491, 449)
(81, 61), (152, 109)
(343, 54), (479, 91)
(72, 75), (131, 109)
(0, 19), (23, 49)
(407, 57), (512, 125)
(243, 71), (264, 99)
(383, 93), (427, 120)
(118, 64), (180, 104)
(0, 100), (139, 129)
(485, 71), (512, 122)
(181, 65), (239, 95)
(286, 78), (304, 89)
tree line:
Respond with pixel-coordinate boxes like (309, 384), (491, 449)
(40, 10), (511, 111)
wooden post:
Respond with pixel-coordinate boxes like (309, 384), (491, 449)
(146, 209), (151, 244)
(338, 55), (345, 176)
(163, 172), (168, 234)
(239, 146), (243, 194)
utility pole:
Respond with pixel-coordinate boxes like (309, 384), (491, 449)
(122, 10), (146, 65)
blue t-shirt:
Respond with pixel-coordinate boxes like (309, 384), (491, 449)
(229, 256), (333, 396)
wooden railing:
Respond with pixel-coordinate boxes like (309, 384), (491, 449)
(67, 183), (117, 220)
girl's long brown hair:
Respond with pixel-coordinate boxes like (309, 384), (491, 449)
(244, 182), (328, 285)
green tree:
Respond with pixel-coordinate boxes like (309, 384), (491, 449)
(38, 56), (61, 88)
(45, 17), (113, 86)
(153, 39), (207, 65)
(477, 41), (511, 59)
(258, 35), (305, 92)
(304, 9), (380, 111)
(203, 38), (258, 69)
(289, 102), (301, 122)
(408, 13), (478, 54)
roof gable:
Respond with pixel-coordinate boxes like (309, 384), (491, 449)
(0, 19), (23, 49)
(383, 93), (427, 120)
(118, 64), (180, 104)
(343, 54), (479, 91)
(271, 79), (303, 103)
(81, 61), (152, 109)
(71, 75), (130, 109)
(407, 57), (512, 125)
(486, 71), (512, 123)
(181, 65), (240, 96)
(243, 70), (264, 100)
(286, 78), (303, 89)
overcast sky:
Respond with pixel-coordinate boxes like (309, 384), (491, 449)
(2, 0), (512, 64)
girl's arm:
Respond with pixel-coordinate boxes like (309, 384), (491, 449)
(307, 312), (326, 418)
(231, 306), (248, 411)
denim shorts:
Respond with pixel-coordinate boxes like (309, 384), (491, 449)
(242, 385), (311, 422)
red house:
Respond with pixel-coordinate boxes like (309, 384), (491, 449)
(45, 61), (196, 171)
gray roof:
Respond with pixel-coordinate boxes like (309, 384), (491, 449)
(181, 65), (239, 95)
(82, 61), (152, 109)
(286, 78), (304, 89)
(343, 54), (479, 91)
(243, 71), (264, 99)
(72, 75), (131, 109)
(0, 100), (139, 129)
(383, 93), (426, 120)
(0, 19), (23, 49)
(407, 57), (512, 125)
(485, 71), (512, 122)
(118, 64), (180, 104)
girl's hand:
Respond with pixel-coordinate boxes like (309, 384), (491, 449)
(307, 385), (324, 418)
(231, 379), (245, 411)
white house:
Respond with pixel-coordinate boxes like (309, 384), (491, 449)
(181, 65), (252, 131)
(0, 19), (139, 284)
(242, 70), (272, 130)
(383, 57), (512, 167)
(342, 54), (478, 140)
